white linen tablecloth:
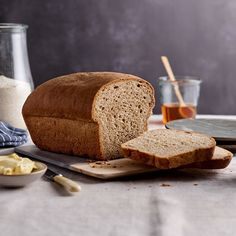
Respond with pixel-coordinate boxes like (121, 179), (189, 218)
(0, 115), (236, 236)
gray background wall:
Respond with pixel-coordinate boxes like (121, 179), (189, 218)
(0, 0), (235, 114)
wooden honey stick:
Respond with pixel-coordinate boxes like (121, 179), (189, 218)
(161, 56), (196, 119)
(161, 56), (186, 106)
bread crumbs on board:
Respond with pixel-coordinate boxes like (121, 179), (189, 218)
(89, 161), (120, 169)
(160, 183), (171, 187)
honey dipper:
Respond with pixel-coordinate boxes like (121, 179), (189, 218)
(161, 56), (196, 119)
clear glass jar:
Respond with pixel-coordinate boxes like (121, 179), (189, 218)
(158, 76), (202, 124)
(0, 23), (34, 129)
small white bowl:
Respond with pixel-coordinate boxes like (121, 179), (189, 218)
(0, 162), (47, 187)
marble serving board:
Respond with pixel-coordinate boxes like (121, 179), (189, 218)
(166, 119), (236, 141)
(15, 145), (158, 179)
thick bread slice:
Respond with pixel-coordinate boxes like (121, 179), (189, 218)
(184, 146), (233, 169)
(121, 129), (216, 169)
(23, 72), (155, 160)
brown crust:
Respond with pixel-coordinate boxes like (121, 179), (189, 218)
(183, 146), (233, 169)
(25, 116), (103, 159)
(122, 146), (215, 169)
(22, 72), (153, 121)
(122, 145), (233, 170)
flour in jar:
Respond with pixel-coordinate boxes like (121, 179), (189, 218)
(0, 75), (32, 129)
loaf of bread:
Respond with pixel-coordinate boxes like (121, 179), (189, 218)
(121, 129), (216, 169)
(23, 72), (155, 160)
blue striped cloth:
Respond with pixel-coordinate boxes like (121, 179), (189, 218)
(0, 121), (28, 147)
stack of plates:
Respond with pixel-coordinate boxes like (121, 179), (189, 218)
(166, 119), (236, 152)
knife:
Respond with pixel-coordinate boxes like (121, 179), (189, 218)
(44, 168), (81, 192)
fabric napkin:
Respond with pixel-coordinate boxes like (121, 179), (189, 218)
(0, 121), (28, 147)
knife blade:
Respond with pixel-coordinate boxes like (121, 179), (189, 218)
(44, 168), (81, 192)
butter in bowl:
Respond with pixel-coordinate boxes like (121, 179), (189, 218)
(0, 153), (47, 187)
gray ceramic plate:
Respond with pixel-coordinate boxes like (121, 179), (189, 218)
(166, 119), (236, 141)
(0, 161), (47, 187)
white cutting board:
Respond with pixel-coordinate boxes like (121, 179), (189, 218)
(15, 145), (158, 179)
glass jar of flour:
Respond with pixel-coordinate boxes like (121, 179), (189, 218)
(0, 23), (33, 129)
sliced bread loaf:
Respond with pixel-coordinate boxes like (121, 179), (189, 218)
(23, 72), (155, 160)
(121, 129), (216, 169)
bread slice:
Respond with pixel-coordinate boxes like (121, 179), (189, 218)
(121, 129), (216, 169)
(22, 72), (155, 160)
(184, 146), (232, 169)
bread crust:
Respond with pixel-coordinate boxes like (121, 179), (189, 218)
(22, 72), (153, 121)
(184, 146), (233, 169)
(25, 116), (103, 158)
(122, 145), (215, 169)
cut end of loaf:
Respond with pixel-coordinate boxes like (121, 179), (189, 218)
(93, 79), (155, 160)
(121, 129), (216, 169)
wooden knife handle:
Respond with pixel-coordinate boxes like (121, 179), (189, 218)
(53, 175), (81, 192)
